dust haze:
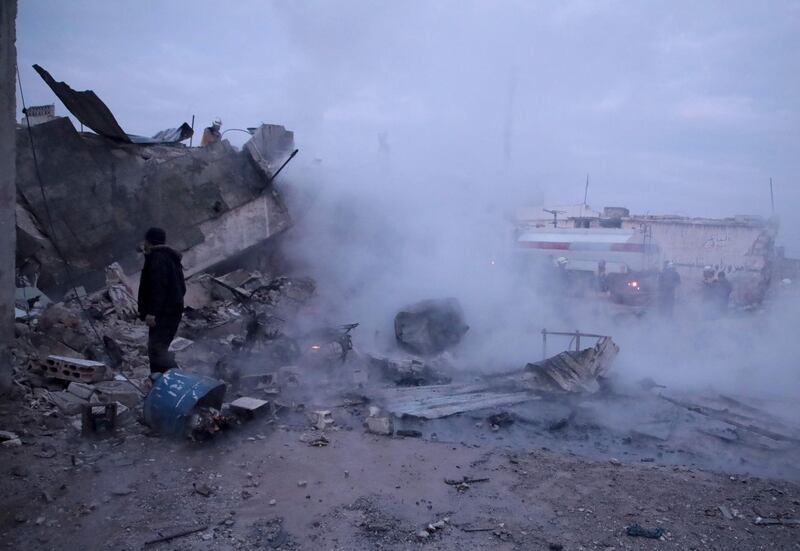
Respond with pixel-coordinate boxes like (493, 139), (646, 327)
(255, 2), (800, 404)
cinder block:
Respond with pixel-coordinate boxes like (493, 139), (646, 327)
(230, 397), (269, 418)
(308, 410), (334, 431)
(34, 355), (107, 383)
(81, 403), (118, 436)
(367, 416), (394, 436)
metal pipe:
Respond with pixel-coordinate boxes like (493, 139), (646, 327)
(541, 328), (547, 360)
(540, 330), (607, 339)
(189, 114), (195, 147)
(222, 128), (255, 137)
(770, 177), (775, 215)
(265, 148), (299, 186)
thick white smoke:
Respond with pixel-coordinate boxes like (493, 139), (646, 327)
(281, 149), (800, 413)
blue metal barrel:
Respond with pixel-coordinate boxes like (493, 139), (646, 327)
(143, 369), (226, 436)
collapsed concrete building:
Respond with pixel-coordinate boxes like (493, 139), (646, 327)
(14, 74), (295, 298)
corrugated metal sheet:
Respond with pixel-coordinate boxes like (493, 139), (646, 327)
(378, 383), (538, 419)
(524, 336), (619, 393)
(33, 64), (193, 144)
(33, 64), (129, 141)
(130, 123), (193, 144)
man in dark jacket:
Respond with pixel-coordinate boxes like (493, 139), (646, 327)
(138, 227), (186, 374)
(714, 270), (733, 315)
(657, 261), (681, 317)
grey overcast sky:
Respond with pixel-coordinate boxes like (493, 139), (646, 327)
(15, 0), (800, 253)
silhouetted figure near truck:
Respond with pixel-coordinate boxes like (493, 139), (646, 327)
(596, 259), (609, 293)
(657, 261), (681, 317)
(700, 265), (717, 310)
(138, 227), (186, 374)
(714, 270), (732, 315)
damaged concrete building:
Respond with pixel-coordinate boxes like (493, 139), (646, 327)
(15, 66), (295, 297)
(516, 203), (778, 305)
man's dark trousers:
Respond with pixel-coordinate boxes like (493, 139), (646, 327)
(148, 311), (182, 374)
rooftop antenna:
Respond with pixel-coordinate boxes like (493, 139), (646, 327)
(583, 173), (589, 206)
(769, 177), (775, 216)
(543, 209), (566, 228)
(189, 114), (195, 147)
(580, 173), (589, 219)
(503, 69), (517, 169)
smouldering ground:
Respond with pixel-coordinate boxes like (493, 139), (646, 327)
(1, 396), (799, 551)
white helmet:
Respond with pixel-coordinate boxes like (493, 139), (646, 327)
(556, 256), (568, 267)
(212, 117), (222, 127)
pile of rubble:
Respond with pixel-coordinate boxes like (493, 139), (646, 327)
(11, 261), (623, 445)
(10, 259), (320, 438)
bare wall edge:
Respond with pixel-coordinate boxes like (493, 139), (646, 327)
(0, 0), (18, 388)
(15, 117), (293, 297)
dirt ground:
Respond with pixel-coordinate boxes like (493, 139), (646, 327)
(1, 394), (799, 551)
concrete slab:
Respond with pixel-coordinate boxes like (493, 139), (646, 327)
(93, 380), (142, 409)
(66, 382), (95, 401)
(49, 390), (88, 415)
(230, 397), (269, 418)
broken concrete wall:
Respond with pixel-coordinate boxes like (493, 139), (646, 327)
(0, 0), (17, 389)
(15, 117), (292, 296)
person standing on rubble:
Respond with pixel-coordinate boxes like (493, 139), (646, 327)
(200, 117), (222, 146)
(657, 261), (681, 317)
(138, 227), (186, 375)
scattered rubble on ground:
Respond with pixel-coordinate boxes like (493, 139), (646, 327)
(365, 407), (394, 436)
(374, 334), (618, 420)
(625, 523), (666, 539)
(9, 256), (332, 442)
(368, 354), (452, 386)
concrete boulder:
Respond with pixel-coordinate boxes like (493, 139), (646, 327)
(394, 298), (469, 356)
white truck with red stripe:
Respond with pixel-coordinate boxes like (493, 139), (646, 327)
(515, 226), (664, 305)
(515, 227), (661, 274)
